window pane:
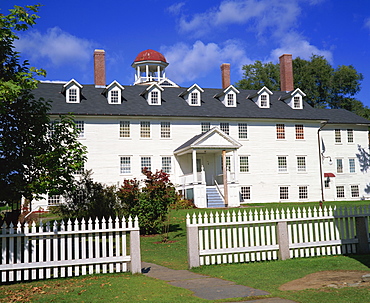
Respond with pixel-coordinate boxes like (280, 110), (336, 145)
(227, 93), (234, 106)
(141, 157), (151, 172)
(201, 122), (210, 133)
(241, 186), (251, 200)
(190, 92), (198, 105)
(120, 121), (130, 138)
(335, 129), (341, 143)
(336, 159), (343, 173)
(280, 187), (289, 200)
(120, 156), (131, 174)
(238, 123), (248, 139)
(299, 186), (308, 199)
(239, 156), (249, 172)
(336, 186), (345, 198)
(297, 156), (306, 172)
(162, 156), (171, 173)
(161, 122), (171, 138)
(351, 185), (359, 198)
(140, 121), (150, 138)
(76, 121), (84, 138)
(48, 195), (61, 205)
(278, 156), (287, 172)
(151, 91), (158, 104)
(293, 96), (300, 108)
(295, 124), (304, 139)
(220, 122), (229, 135)
(260, 94), (268, 107)
(347, 129), (353, 143)
(276, 124), (285, 139)
(69, 88), (77, 102)
(110, 90), (119, 103)
(349, 158), (356, 173)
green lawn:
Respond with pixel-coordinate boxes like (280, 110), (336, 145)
(1, 201), (369, 302)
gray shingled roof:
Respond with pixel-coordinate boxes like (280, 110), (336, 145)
(33, 82), (370, 124)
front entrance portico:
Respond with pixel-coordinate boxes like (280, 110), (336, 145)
(175, 127), (242, 208)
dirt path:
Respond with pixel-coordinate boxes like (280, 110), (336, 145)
(279, 270), (370, 290)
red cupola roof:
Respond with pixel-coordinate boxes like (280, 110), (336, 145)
(134, 49), (167, 63)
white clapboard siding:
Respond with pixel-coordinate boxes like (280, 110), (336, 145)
(0, 216), (141, 283)
(187, 205), (370, 268)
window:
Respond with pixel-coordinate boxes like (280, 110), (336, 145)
(351, 185), (359, 198)
(190, 92), (198, 105)
(161, 122), (171, 138)
(324, 179), (330, 188)
(335, 129), (341, 143)
(120, 121), (130, 138)
(347, 129), (354, 143)
(293, 96), (300, 108)
(336, 158), (343, 173)
(48, 195), (61, 205)
(336, 186), (345, 198)
(295, 124), (304, 139)
(278, 156), (287, 172)
(260, 94), (268, 107)
(110, 90), (119, 103)
(162, 156), (171, 173)
(276, 124), (285, 139)
(241, 186), (251, 200)
(68, 88), (77, 103)
(239, 156), (249, 172)
(299, 186), (308, 199)
(201, 122), (210, 133)
(220, 122), (229, 135)
(280, 187), (289, 200)
(76, 121), (84, 138)
(349, 158), (356, 173)
(150, 91), (159, 104)
(140, 121), (151, 138)
(120, 156), (131, 174)
(221, 156), (231, 171)
(141, 156), (151, 172)
(238, 123), (248, 139)
(227, 93), (234, 106)
(297, 156), (306, 172)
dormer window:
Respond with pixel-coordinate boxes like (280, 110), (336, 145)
(248, 86), (272, 108)
(63, 79), (83, 103)
(260, 94), (268, 107)
(227, 93), (235, 106)
(214, 85), (239, 107)
(179, 84), (204, 106)
(140, 83), (164, 105)
(150, 91), (159, 104)
(281, 88), (306, 109)
(104, 81), (124, 104)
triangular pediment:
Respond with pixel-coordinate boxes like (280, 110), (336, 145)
(174, 127), (241, 155)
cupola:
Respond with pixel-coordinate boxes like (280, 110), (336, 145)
(131, 49), (169, 85)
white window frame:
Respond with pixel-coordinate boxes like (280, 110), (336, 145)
(75, 120), (84, 138)
(150, 90), (159, 105)
(140, 121), (151, 138)
(227, 93), (235, 106)
(108, 88), (121, 104)
(48, 195), (61, 205)
(141, 156), (151, 172)
(238, 123), (248, 139)
(297, 156), (306, 172)
(260, 94), (269, 108)
(279, 186), (289, 200)
(120, 156), (131, 174)
(295, 124), (304, 140)
(335, 129), (341, 143)
(336, 185), (345, 198)
(278, 156), (287, 172)
(220, 122), (229, 135)
(67, 88), (78, 103)
(347, 129), (354, 143)
(276, 124), (285, 140)
(160, 122), (171, 138)
(161, 156), (172, 174)
(201, 122), (211, 133)
(350, 185), (359, 198)
(298, 186), (308, 200)
(240, 186), (251, 201)
(293, 96), (301, 109)
(336, 158), (343, 173)
(120, 121), (130, 138)
(349, 158), (356, 173)
(239, 156), (249, 173)
(190, 92), (199, 105)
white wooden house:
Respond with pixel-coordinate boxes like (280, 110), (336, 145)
(32, 50), (370, 209)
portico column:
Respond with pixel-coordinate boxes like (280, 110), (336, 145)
(222, 150), (229, 206)
(233, 149), (238, 182)
(192, 149), (197, 183)
(146, 65), (149, 81)
(157, 65), (161, 81)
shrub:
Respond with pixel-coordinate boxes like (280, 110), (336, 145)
(117, 168), (179, 235)
(170, 198), (196, 210)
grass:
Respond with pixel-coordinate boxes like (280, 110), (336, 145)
(1, 201), (369, 302)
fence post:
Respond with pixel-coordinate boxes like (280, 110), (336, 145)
(277, 221), (290, 260)
(355, 216), (370, 254)
(130, 217), (142, 274)
(187, 224), (200, 268)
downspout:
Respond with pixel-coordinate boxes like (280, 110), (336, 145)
(317, 121), (328, 202)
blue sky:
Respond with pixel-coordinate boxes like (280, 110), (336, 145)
(3, 0), (370, 107)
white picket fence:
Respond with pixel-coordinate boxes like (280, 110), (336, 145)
(0, 216), (141, 283)
(187, 206), (370, 268)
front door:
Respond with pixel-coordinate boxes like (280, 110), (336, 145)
(197, 154), (216, 185)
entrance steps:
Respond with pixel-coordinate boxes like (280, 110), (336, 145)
(206, 186), (225, 208)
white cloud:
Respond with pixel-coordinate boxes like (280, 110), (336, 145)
(178, 0), (302, 38)
(162, 40), (250, 84)
(168, 2), (185, 15)
(365, 17), (370, 33)
(269, 32), (333, 63)
(14, 27), (95, 69)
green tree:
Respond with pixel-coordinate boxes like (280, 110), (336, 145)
(0, 5), (86, 209)
(236, 55), (366, 114)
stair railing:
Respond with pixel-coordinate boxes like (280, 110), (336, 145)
(214, 180), (225, 202)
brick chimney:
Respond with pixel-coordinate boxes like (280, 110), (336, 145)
(221, 63), (231, 89)
(94, 49), (106, 87)
(279, 54), (294, 92)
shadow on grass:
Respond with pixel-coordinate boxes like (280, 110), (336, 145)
(168, 223), (182, 233)
(348, 254), (370, 268)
